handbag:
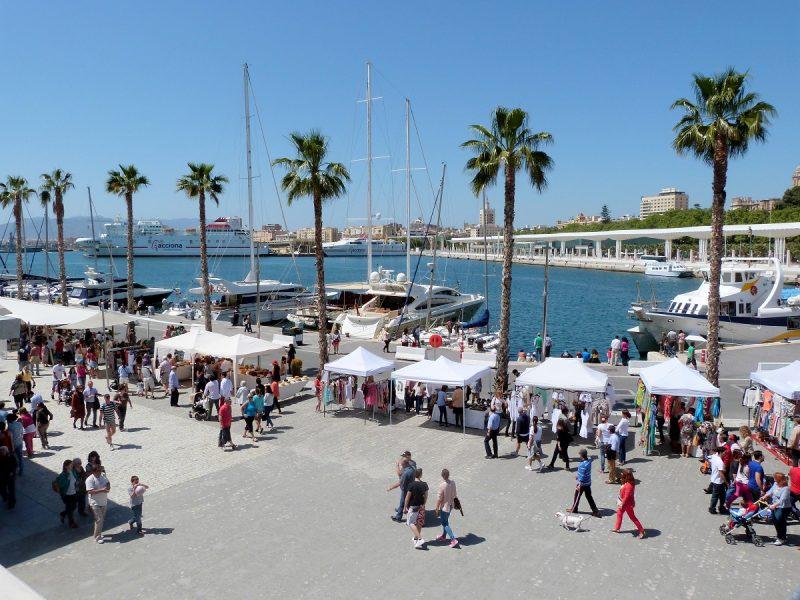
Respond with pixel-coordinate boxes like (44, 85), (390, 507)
(453, 496), (464, 516)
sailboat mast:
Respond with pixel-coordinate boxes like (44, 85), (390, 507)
(481, 190), (489, 334)
(43, 195), (50, 303)
(87, 186), (98, 271)
(426, 163), (446, 328)
(541, 242), (550, 362)
(244, 63), (256, 279)
(405, 97), (411, 280)
(366, 61), (373, 280)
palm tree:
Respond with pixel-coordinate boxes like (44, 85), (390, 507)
(463, 107), (553, 392)
(39, 169), (74, 305)
(0, 176), (38, 299)
(273, 131), (350, 367)
(671, 69), (775, 386)
(106, 165), (149, 313)
(176, 163), (228, 331)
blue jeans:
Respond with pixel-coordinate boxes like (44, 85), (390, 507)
(394, 488), (406, 521)
(129, 504), (142, 532)
(535, 349), (542, 362)
(599, 443), (608, 472)
(263, 405), (274, 428)
(439, 510), (455, 539)
(13, 446), (23, 475)
(773, 507), (787, 541)
(618, 436), (628, 463)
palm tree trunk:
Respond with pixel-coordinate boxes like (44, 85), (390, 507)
(494, 165), (515, 392)
(125, 193), (135, 313)
(313, 191), (329, 367)
(198, 192), (212, 332)
(14, 198), (24, 300)
(706, 134), (728, 387)
(55, 193), (67, 305)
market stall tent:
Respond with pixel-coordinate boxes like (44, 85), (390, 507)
(392, 355), (491, 388)
(153, 327), (213, 359)
(750, 361), (800, 400)
(515, 358), (608, 393)
(639, 357), (720, 397)
(0, 297), (133, 328)
(324, 346), (394, 377)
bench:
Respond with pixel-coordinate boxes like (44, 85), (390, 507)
(394, 346), (427, 362)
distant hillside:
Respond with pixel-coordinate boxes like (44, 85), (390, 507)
(11, 216), (200, 241)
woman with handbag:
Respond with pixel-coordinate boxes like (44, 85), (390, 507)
(434, 469), (460, 548)
(612, 469), (646, 539)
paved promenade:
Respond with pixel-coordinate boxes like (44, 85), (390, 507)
(1, 345), (798, 599)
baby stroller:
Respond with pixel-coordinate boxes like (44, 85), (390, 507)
(189, 392), (207, 421)
(719, 499), (770, 546)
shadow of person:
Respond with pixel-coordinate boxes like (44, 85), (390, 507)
(457, 533), (486, 546)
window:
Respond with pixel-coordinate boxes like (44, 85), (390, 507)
(738, 303), (745, 315)
(735, 272), (743, 283)
(681, 304), (690, 314)
(746, 303), (752, 314)
(668, 302), (676, 312)
(697, 306), (708, 315)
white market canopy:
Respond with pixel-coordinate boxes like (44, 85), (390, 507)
(515, 357), (609, 393)
(0, 297), (134, 329)
(207, 333), (284, 362)
(324, 346), (395, 377)
(154, 327), (211, 357)
(391, 355), (490, 387)
(750, 361), (800, 400)
(639, 357), (720, 397)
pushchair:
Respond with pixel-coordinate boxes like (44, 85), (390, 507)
(718, 499), (770, 546)
(189, 392), (207, 421)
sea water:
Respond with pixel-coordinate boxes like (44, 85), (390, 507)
(24, 251), (697, 356)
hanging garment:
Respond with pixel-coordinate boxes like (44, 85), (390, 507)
(694, 398), (705, 423)
(580, 402), (593, 439)
(710, 397), (721, 419)
(762, 390), (774, 413)
(635, 380), (646, 407)
(345, 378), (353, 403)
(530, 394), (541, 419)
(551, 408), (562, 433)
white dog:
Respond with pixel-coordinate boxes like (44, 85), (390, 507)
(555, 511), (591, 531)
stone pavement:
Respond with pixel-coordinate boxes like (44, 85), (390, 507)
(1, 355), (798, 599)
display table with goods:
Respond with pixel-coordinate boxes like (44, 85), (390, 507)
(323, 347), (396, 421)
(745, 361), (800, 465)
(431, 403), (486, 430)
(635, 357), (720, 456)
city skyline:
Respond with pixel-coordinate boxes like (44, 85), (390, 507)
(1, 1), (797, 232)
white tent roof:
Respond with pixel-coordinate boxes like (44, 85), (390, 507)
(324, 346), (395, 377)
(0, 297), (133, 328)
(207, 334), (285, 362)
(515, 358), (609, 393)
(391, 355), (490, 387)
(154, 327), (210, 356)
(639, 357), (720, 397)
(750, 361), (800, 400)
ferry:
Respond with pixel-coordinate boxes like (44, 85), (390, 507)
(322, 237), (406, 257)
(628, 257), (800, 354)
(75, 217), (270, 258)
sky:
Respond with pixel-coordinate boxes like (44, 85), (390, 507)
(1, 1), (798, 234)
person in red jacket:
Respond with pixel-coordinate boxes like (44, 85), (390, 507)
(612, 469), (645, 539)
(218, 398), (236, 451)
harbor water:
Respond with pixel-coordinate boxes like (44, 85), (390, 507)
(22, 250), (698, 356)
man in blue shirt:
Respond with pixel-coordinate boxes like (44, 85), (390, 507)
(388, 458), (416, 522)
(748, 450), (766, 498)
(569, 449), (600, 516)
(484, 407), (501, 458)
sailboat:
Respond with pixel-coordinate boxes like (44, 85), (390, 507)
(189, 64), (314, 324)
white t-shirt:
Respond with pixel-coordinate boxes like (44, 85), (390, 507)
(204, 380), (221, 400)
(86, 473), (109, 507)
(52, 364), (65, 381)
(597, 422), (611, 444)
(490, 396), (505, 413)
(709, 454), (725, 485)
(220, 378), (234, 399)
(616, 418), (629, 437)
(84, 387), (98, 404)
(610, 338), (621, 350)
(609, 433), (620, 452)
(235, 385), (249, 405)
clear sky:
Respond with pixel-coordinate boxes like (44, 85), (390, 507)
(1, 1), (797, 233)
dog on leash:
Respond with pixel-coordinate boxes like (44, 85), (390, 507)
(555, 511), (592, 531)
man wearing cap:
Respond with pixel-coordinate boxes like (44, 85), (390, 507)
(218, 398), (236, 451)
(388, 456), (416, 522)
(168, 366), (180, 407)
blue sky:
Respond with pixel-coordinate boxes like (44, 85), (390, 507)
(1, 1), (797, 233)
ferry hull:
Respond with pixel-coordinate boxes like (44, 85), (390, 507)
(82, 244), (270, 258)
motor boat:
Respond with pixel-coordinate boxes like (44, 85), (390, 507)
(628, 257), (800, 354)
(333, 268), (484, 339)
(643, 260), (694, 278)
(322, 237), (406, 257)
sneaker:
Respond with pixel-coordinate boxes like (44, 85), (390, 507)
(708, 508), (718, 514)
(95, 537), (105, 544)
(524, 466), (533, 471)
(414, 538), (425, 549)
(449, 538), (459, 548)
(773, 539), (785, 546)
(436, 534), (447, 542)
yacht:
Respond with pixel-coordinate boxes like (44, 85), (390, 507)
(67, 268), (174, 308)
(190, 276), (315, 324)
(628, 257), (800, 354)
(322, 237), (406, 257)
(334, 268), (485, 339)
(643, 260), (694, 278)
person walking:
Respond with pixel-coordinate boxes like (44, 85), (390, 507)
(71, 387), (86, 430)
(525, 416), (544, 471)
(100, 394), (118, 451)
(220, 372), (234, 406)
(270, 378), (282, 415)
(413, 381), (426, 416)
(686, 341), (697, 369)
(620, 337), (630, 367)
(53, 459), (78, 528)
(86, 463), (110, 543)
(484, 406), (501, 459)
(404, 468), (428, 549)
(605, 425), (620, 484)
(388, 457), (416, 522)
(382, 329), (391, 353)
(596, 415), (611, 474)
(436, 386), (449, 427)
(0, 446), (17, 509)
(331, 329), (341, 355)
(128, 475), (149, 535)
(218, 398), (236, 451)
(243, 314), (253, 333)
(241, 392), (258, 442)
(708, 446), (728, 514)
(203, 374), (221, 421)
(547, 420), (572, 471)
(117, 391), (132, 431)
(140, 361), (155, 399)
(514, 406), (530, 456)
(533, 333), (543, 363)
(759, 472), (791, 546)
(72, 457), (88, 517)
(617, 410), (631, 465)
(434, 469), (459, 548)
(569, 449), (600, 517)
(166, 365), (179, 407)
(10, 375), (28, 410)
(6, 414), (24, 474)
(612, 469), (645, 538)
(17, 408), (35, 457)
(83, 380), (99, 428)
(34, 401), (53, 451)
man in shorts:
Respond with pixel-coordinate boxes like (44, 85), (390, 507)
(404, 468), (428, 549)
(100, 394), (118, 451)
(51, 359), (65, 399)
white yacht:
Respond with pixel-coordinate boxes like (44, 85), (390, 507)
(643, 260), (694, 278)
(75, 216), (270, 258)
(334, 268), (485, 339)
(67, 268), (173, 308)
(190, 275), (315, 324)
(628, 257), (800, 354)
(323, 237), (406, 257)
